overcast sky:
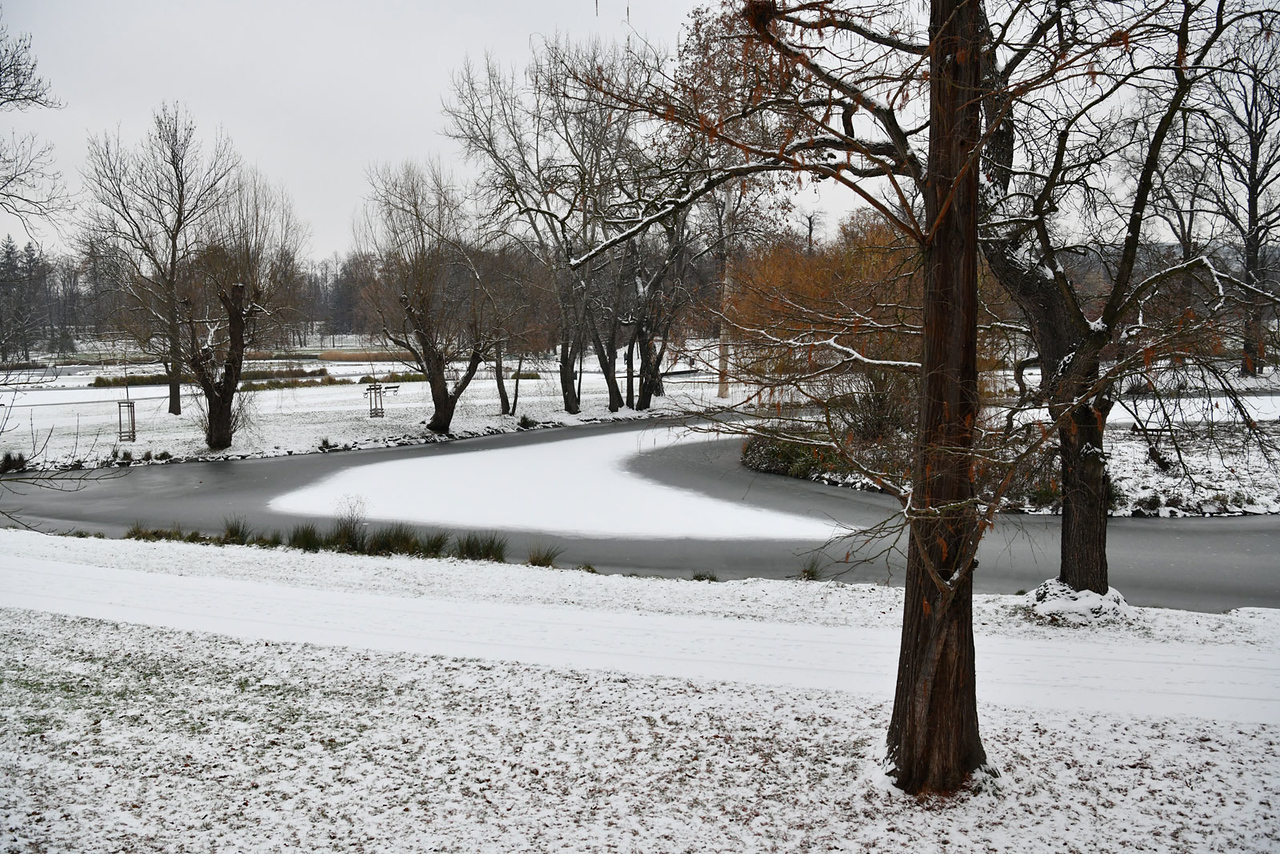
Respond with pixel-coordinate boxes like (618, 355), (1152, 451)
(3, 0), (847, 259)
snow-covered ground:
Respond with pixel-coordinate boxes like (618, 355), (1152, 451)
(2, 529), (1278, 852)
(0, 359), (698, 469)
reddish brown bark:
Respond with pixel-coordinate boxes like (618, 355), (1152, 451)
(886, 0), (988, 794)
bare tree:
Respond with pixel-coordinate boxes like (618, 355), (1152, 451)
(978, 0), (1268, 596)
(671, 6), (794, 397)
(0, 13), (63, 227)
(82, 103), (240, 415)
(1201, 19), (1280, 375)
(450, 40), (747, 415)
(446, 53), (595, 414)
(181, 170), (306, 450)
(363, 160), (493, 433)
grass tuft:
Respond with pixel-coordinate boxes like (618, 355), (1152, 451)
(798, 554), (824, 581)
(254, 530), (283, 548)
(287, 523), (325, 552)
(221, 516), (253, 546)
(526, 541), (565, 568)
(366, 522), (421, 556)
(328, 518), (367, 553)
(454, 531), (507, 562)
(418, 531), (451, 558)
(124, 521), (157, 541)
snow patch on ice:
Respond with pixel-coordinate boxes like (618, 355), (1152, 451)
(270, 426), (842, 540)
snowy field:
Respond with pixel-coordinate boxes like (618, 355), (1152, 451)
(0, 359), (689, 469)
(2, 529), (1278, 852)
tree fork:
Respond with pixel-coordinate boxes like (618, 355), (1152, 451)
(886, 0), (988, 793)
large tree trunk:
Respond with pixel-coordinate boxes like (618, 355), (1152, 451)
(166, 322), (183, 416)
(494, 342), (510, 416)
(587, 307), (624, 413)
(166, 368), (183, 416)
(1242, 307), (1264, 376)
(717, 255), (731, 398)
(195, 284), (247, 451)
(1057, 399), (1111, 594)
(887, 0), (987, 795)
(625, 336), (636, 409)
(510, 356), (523, 417)
(204, 391), (235, 450)
(558, 339), (580, 415)
(1242, 232), (1264, 376)
(426, 350), (483, 434)
(637, 336), (664, 411)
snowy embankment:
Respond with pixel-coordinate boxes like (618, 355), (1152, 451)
(3, 529), (1278, 852)
(0, 360), (710, 471)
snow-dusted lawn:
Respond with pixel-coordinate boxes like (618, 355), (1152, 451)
(0, 359), (717, 470)
(3, 530), (1278, 852)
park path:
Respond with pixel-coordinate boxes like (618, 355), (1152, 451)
(3, 554), (1276, 725)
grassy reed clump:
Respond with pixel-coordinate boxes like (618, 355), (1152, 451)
(287, 523), (325, 552)
(526, 541), (565, 568)
(454, 531), (507, 562)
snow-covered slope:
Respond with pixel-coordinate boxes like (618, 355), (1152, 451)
(2, 529), (1277, 852)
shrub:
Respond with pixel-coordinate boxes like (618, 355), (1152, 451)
(357, 371), (426, 384)
(222, 516), (253, 545)
(454, 531), (507, 562)
(91, 372), (182, 388)
(526, 542), (565, 568)
(329, 496), (368, 552)
(240, 374), (351, 392)
(741, 434), (841, 480)
(1135, 493), (1162, 513)
(318, 349), (415, 362)
(0, 451), (27, 474)
(691, 571), (719, 582)
(288, 523), (324, 552)
(93, 367), (331, 388)
(1107, 481), (1128, 511)
(576, 564), (598, 574)
(518, 414), (537, 429)
(155, 451), (172, 461)
(1123, 377), (1154, 397)
(123, 523), (196, 543)
(510, 370), (540, 380)
(328, 517), (367, 553)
